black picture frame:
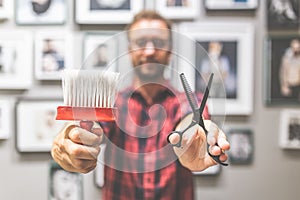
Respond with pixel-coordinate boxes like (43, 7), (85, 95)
(265, 35), (300, 105)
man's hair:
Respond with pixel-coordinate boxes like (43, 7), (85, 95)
(125, 10), (173, 45)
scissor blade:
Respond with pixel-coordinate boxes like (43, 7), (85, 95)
(199, 73), (214, 113)
(180, 73), (198, 111)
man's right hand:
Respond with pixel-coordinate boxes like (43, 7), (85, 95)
(51, 121), (103, 173)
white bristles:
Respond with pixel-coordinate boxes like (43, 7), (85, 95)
(62, 69), (119, 108)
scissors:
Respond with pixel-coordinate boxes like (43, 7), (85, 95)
(167, 73), (228, 166)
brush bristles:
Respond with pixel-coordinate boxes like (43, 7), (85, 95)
(62, 70), (119, 108)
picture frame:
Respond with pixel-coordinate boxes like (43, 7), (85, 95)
(266, 0), (299, 31)
(0, 98), (13, 139)
(228, 129), (253, 164)
(75, 0), (144, 24)
(48, 161), (83, 200)
(82, 32), (119, 72)
(0, 0), (13, 20)
(0, 31), (33, 89)
(265, 35), (300, 105)
(16, 99), (66, 152)
(279, 109), (300, 149)
(35, 31), (73, 80)
(155, 0), (200, 20)
(205, 0), (258, 10)
(178, 22), (254, 115)
(193, 164), (221, 175)
(94, 144), (106, 188)
(15, 0), (67, 25)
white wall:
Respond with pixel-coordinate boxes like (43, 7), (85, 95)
(1, 0), (300, 200)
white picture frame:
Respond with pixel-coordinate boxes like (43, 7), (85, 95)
(82, 32), (119, 72)
(75, 0), (144, 24)
(0, 0), (13, 20)
(94, 144), (106, 188)
(177, 22), (254, 115)
(155, 0), (200, 20)
(16, 99), (66, 152)
(279, 109), (300, 149)
(15, 0), (67, 25)
(0, 31), (33, 89)
(205, 0), (258, 10)
(193, 164), (221, 175)
(0, 99), (13, 139)
(35, 31), (73, 80)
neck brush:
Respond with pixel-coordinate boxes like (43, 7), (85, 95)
(56, 69), (119, 122)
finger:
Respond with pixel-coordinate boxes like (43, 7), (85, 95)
(69, 156), (98, 173)
(69, 126), (102, 146)
(217, 136), (230, 151)
(168, 132), (181, 145)
(80, 120), (94, 131)
(64, 139), (100, 160)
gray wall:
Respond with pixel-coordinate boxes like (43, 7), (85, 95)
(1, 0), (300, 200)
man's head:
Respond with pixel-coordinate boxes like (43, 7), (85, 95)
(125, 10), (173, 82)
(290, 39), (300, 56)
(31, 0), (52, 15)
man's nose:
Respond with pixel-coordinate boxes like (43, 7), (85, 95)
(143, 41), (156, 55)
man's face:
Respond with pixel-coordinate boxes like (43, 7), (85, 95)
(128, 19), (171, 81)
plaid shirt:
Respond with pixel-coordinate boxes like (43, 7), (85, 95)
(100, 84), (209, 200)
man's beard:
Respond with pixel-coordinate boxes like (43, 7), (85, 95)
(134, 63), (165, 82)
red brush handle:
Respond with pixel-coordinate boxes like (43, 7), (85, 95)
(56, 106), (116, 122)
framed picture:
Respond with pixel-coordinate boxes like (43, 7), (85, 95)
(205, 0), (258, 10)
(178, 22), (254, 115)
(155, 0), (200, 20)
(228, 129), (253, 164)
(279, 109), (300, 149)
(0, 31), (33, 89)
(48, 161), (83, 200)
(75, 0), (144, 24)
(35, 31), (73, 80)
(0, 99), (13, 139)
(265, 35), (300, 105)
(193, 164), (221, 175)
(94, 144), (106, 188)
(267, 0), (299, 31)
(16, 99), (66, 152)
(0, 0), (13, 20)
(82, 32), (118, 72)
(15, 0), (67, 25)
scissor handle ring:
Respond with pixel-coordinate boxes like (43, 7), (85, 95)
(167, 130), (183, 148)
(207, 144), (228, 166)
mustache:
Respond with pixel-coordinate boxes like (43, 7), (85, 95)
(138, 58), (159, 65)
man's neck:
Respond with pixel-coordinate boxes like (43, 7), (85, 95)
(133, 77), (167, 105)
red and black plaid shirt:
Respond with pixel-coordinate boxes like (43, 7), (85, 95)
(100, 84), (209, 200)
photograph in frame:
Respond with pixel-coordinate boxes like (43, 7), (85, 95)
(16, 99), (65, 152)
(75, 0), (144, 24)
(279, 109), (300, 149)
(265, 36), (300, 105)
(228, 129), (253, 164)
(205, 0), (258, 10)
(155, 0), (200, 20)
(267, 0), (299, 31)
(0, 99), (12, 139)
(82, 32), (118, 72)
(0, 31), (33, 89)
(35, 31), (73, 80)
(15, 0), (67, 25)
(178, 22), (254, 115)
(0, 0), (13, 20)
(48, 161), (83, 200)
